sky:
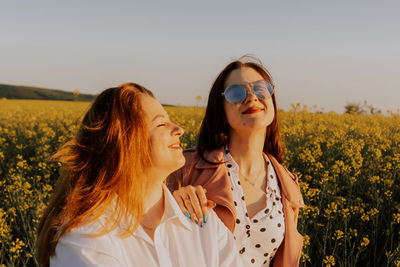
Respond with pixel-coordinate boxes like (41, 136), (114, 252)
(1, 0), (399, 113)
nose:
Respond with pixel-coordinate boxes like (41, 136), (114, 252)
(172, 124), (184, 136)
(243, 87), (258, 104)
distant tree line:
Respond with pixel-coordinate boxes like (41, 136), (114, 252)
(344, 100), (382, 115)
(0, 84), (95, 101)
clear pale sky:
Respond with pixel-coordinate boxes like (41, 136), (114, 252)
(1, 0), (399, 113)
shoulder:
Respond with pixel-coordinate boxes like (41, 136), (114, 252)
(182, 147), (226, 164)
(58, 218), (119, 250)
(52, 219), (123, 266)
(266, 153), (299, 183)
(182, 147), (202, 166)
(167, 147), (224, 189)
(166, 148), (200, 191)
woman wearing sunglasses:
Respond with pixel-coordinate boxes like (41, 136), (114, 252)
(37, 83), (242, 267)
(168, 57), (304, 266)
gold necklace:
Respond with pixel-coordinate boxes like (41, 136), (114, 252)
(239, 168), (266, 186)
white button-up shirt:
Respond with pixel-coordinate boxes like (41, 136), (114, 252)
(224, 149), (285, 266)
(51, 185), (243, 267)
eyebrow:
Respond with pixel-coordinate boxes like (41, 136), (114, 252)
(151, 114), (166, 122)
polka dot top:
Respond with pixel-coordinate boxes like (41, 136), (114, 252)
(224, 148), (285, 266)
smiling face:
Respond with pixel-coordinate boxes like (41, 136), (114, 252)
(141, 95), (185, 178)
(223, 67), (275, 134)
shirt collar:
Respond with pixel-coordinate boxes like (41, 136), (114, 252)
(132, 185), (193, 240)
(223, 147), (239, 173)
(160, 184), (193, 230)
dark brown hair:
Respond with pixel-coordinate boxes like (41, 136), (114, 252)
(37, 83), (154, 266)
(197, 57), (284, 163)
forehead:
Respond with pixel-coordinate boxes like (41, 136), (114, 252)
(225, 67), (264, 87)
(140, 95), (167, 122)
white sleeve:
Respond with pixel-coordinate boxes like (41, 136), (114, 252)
(210, 211), (244, 267)
(50, 230), (123, 267)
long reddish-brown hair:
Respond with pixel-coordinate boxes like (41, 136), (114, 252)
(197, 57), (284, 163)
(37, 83), (154, 266)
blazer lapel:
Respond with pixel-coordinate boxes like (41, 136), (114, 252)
(267, 154), (305, 208)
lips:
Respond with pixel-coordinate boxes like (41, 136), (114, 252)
(168, 141), (182, 150)
(242, 106), (264, 114)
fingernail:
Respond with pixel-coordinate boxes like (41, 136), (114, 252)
(185, 211), (191, 220)
(203, 214), (207, 224)
(195, 220), (198, 224)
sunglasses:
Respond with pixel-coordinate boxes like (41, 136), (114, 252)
(222, 80), (274, 104)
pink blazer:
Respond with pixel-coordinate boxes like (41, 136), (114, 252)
(167, 147), (305, 267)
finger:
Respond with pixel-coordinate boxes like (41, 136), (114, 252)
(194, 186), (209, 220)
(182, 194), (198, 223)
(186, 187), (204, 225)
(173, 191), (191, 220)
(206, 200), (217, 210)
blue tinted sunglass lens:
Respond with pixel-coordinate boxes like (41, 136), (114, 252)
(253, 81), (274, 100)
(224, 85), (246, 104)
(267, 82), (274, 95)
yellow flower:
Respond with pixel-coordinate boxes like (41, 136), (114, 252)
(394, 213), (400, 224)
(303, 235), (310, 247)
(9, 238), (25, 254)
(333, 230), (344, 240)
(361, 237), (370, 247)
(368, 208), (379, 217)
(361, 213), (370, 222)
(323, 255), (335, 266)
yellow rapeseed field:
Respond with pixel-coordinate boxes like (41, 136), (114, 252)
(1, 99), (399, 266)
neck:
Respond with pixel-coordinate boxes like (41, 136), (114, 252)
(141, 178), (165, 230)
(228, 128), (266, 175)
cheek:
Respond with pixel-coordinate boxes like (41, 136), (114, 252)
(223, 103), (238, 125)
(149, 134), (165, 156)
(266, 99), (275, 118)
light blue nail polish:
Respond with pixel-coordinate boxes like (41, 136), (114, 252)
(185, 211), (191, 220)
(203, 214), (207, 224)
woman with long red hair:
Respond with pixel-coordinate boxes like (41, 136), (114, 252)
(168, 57), (305, 266)
(37, 83), (242, 267)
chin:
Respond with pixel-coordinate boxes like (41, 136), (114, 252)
(167, 155), (186, 174)
(251, 116), (274, 128)
(175, 155), (186, 169)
